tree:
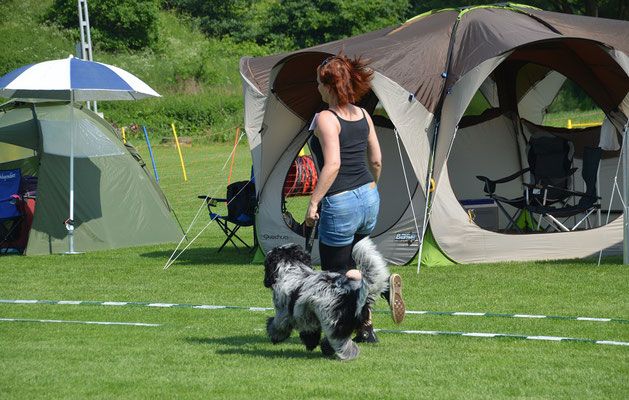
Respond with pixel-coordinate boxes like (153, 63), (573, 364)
(44, 0), (161, 51)
(406, 0), (628, 20)
(257, 0), (408, 49)
(167, 0), (410, 50)
(163, 0), (252, 39)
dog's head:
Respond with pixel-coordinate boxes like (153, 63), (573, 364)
(263, 243), (312, 288)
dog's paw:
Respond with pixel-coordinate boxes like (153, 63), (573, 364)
(267, 316), (291, 344)
(320, 337), (335, 356)
(299, 330), (321, 351)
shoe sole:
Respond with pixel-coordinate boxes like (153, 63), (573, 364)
(389, 273), (405, 324)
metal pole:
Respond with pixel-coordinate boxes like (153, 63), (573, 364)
(77, 0), (96, 112)
(68, 92), (76, 253)
(61, 92), (83, 254)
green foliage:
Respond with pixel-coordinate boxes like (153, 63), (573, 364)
(100, 94), (243, 141)
(406, 0), (629, 20)
(43, 0), (161, 51)
(547, 79), (599, 113)
(0, 0), (75, 76)
(92, 11), (272, 140)
(168, 0), (410, 50)
(1, 2), (274, 141)
(258, 0), (410, 49)
(164, 0), (252, 39)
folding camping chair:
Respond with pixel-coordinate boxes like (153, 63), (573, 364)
(476, 134), (576, 232)
(199, 179), (257, 253)
(0, 169), (25, 253)
(526, 147), (602, 232)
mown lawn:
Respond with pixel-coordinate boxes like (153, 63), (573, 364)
(0, 141), (627, 399)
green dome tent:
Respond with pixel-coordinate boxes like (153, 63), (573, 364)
(240, 4), (629, 265)
(0, 101), (181, 255)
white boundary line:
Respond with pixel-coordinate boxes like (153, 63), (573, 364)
(1, 299), (627, 323)
(0, 318), (165, 327)
(374, 329), (629, 347)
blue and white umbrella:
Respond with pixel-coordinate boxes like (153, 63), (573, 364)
(0, 55), (160, 101)
(0, 55), (160, 254)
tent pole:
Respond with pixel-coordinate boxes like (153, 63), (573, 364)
(622, 120), (629, 265)
(416, 13), (462, 274)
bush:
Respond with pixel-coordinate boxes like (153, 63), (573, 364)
(0, 0), (75, 76)
(168, 0), (410, 50)
(99, 94), (244, 141)
(43, 0), (160, 52)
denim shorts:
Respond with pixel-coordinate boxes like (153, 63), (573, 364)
(318, 182), (380, 246)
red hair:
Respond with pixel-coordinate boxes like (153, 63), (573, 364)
(317, 53), (373, 107)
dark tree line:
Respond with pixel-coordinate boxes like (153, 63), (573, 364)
(44, 0), (628, 53)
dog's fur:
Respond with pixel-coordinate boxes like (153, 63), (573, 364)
(263, 237), (389, 360)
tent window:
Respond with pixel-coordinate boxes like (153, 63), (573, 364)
(463, 90), (491, 117)
(543, 79), (602, 126)
(281, 143), (318, 238)
(0, 143), (37, 164)
(373, 102), (390, 119)
(40, 120), (124, 158)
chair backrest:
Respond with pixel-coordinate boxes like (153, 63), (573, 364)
(226, 180), (256, 222)
(0, 169), (21, 219)
(528, 135), (572, 181)
(527, 135), (573, 200)
(578, 147), (601, 208)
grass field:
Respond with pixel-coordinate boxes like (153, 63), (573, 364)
(1, 140), (628, 399)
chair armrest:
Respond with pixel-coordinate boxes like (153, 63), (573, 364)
(476, 168), (530, 194)
(533, 184), (601, 201)
(198, 195), (227, 207)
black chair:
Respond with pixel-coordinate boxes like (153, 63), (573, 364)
(526, 147), (602, 232)
(476, 135), (576, 232)
(199, 179), (257, 253)
(0, 169), (25, 253)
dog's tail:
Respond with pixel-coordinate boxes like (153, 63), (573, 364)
(352, 237), (390, 316)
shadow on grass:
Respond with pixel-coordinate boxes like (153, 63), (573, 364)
(185, 335), (325, 359)
(530, 256), (624, 266)
(140, 246), (258, 266)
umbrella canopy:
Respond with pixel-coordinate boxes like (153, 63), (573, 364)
(0, 55), (160, 101)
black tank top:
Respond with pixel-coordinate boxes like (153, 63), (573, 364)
(325, 108), (374, 196)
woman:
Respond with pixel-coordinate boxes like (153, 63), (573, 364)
(305, 53), (405, 342)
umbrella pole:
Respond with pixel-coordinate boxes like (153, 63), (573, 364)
(64, 92), (81, 254)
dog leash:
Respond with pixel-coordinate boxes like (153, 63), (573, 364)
(305, 217), (319, 253)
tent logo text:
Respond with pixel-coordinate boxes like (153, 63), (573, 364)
(262, 234), (290, 241)
(395, 233), (418, 241)
(0, 172), (17, 181)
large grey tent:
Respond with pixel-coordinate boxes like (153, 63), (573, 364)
(0, 100), (181, 255)
(240, 4), (629, 265)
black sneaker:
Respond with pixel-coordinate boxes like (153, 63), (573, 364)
(353, 324), (378, 343)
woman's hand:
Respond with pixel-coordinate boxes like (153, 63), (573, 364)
(305, 200), (319, 227)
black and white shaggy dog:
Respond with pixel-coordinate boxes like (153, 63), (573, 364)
(263, 237), (389, 361)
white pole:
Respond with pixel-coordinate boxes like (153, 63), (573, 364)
(623, 122), (629, 264)
(69, 91), (75, 253)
